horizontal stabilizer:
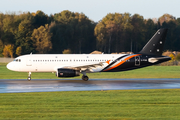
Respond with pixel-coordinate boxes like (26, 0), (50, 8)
(148, 56), (171, 63)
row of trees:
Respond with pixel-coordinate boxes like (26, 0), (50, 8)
(95, 13), (180, 53)
(0, 10), (180, 57)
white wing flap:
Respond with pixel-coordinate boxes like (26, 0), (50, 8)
(67, 62), (104, 69)
(54, 62), (107, 72)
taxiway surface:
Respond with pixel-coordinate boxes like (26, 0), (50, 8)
(0, 78), (180, 93)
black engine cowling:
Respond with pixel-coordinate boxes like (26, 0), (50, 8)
(56, 68), (80, 77)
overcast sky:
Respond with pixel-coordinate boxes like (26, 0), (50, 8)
(0, 0), (179, 22)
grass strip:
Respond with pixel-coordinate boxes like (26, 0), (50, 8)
(1, 63), (180, 79)
(0, 89), (180, 119)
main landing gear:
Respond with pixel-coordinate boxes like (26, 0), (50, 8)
(82, 75), (89, 81)
(27, 72), (31, 81)
(81, 71), (89, 81)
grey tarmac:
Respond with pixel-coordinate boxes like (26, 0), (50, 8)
(0, 78), (180, 93)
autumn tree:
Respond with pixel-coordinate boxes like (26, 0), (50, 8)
(2, 14), (16, 45)
(169, 53), (175, 61)
(1, 11), (180, 55)
(16, 46), (22, 56)
(31, 24), (52, 54)
(130, 14), (146, 52)
(0, 39), (3, 56)
(73, 13), (96, 53)
(33, 10), (49, 28)
(158, 14), (176, 26)
(15, 18), (35, 54)
(50, 10), (96, 54)
(159, 14), (179, 51)
(144, 19), (157, 42)
(95, 13), (133, 53)
(62, 49), (71, 54)
(176, 53), (180, 61)
(0, 15), (3, 56)
(94, 22), (106, 52)
(2, 44), (14, 58)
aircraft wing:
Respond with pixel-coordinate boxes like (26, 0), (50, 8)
(70, 62), (104, 69)
(54, 61), (110, 72)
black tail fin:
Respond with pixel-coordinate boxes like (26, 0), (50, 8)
(139, 28), (168, 56)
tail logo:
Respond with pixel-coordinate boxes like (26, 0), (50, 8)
(106, 60), (111, 64)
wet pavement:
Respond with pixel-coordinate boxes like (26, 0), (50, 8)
(0, 78), (180, 93)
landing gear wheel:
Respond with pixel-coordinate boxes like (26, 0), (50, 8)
(27, 77), (31, 81)
(27, 72), (31, 81)
(82, 75), (89, 81)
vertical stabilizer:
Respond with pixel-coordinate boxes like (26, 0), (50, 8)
(139, 28), (168, 56)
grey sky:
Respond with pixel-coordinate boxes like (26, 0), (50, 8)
(0, 0), (179, 22)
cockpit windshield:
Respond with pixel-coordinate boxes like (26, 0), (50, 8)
(13, 59), (21, 62)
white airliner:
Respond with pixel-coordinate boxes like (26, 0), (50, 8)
(7, 29), (171, 81)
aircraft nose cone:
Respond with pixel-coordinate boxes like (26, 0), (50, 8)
(6, 62), (15, 71)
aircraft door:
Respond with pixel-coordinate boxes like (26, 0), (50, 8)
(135, 56), (140, 66)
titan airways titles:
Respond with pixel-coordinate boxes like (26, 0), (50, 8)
(7, 29), (171, 81)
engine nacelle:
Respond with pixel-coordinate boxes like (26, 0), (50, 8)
(56, 68), (80, 77)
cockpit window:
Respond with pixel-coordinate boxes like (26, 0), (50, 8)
(13, 59), (21, 62)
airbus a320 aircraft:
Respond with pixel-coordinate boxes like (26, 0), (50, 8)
(7, 28), (171, 81)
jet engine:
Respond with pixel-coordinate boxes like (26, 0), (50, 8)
(56, 68), (80, 77)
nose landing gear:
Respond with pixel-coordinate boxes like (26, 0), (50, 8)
(27, 72), (31, 81)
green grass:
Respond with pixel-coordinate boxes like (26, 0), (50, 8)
(0, 89), (180, 119)
(1, 64), (180, 119)
(1, 63), (180, 79)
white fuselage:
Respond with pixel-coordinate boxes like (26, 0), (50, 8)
(7, 54), (125, 73)
(6, 29), (172, 81)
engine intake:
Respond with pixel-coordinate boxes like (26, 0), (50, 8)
(56, 68), (80, 77)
